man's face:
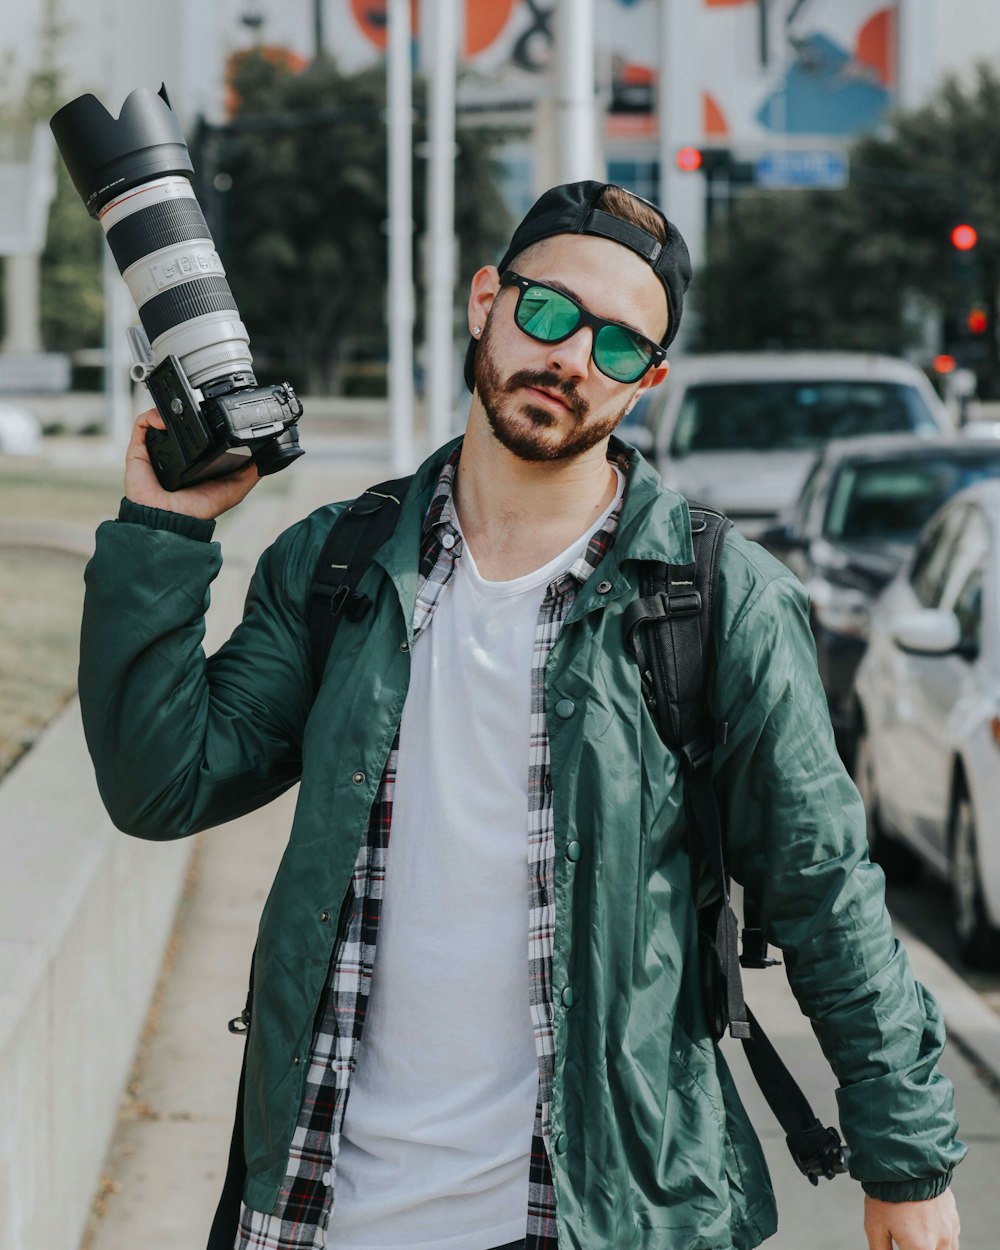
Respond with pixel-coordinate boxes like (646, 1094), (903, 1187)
(470, 233), (670, 463)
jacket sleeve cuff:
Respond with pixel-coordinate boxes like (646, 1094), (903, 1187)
(117, 497), (216, 543)
(861, 1170), (954, 1202)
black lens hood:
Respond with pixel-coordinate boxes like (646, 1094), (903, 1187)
(50, 84), (194, 217)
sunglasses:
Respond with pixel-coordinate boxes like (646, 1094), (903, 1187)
(498, 270), (666, 384)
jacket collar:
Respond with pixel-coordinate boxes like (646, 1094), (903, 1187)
(373, 434), (695, 629)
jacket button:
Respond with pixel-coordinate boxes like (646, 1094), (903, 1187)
(320, 911), (330, 923)
(555, 698), (576, 719)
(566, 840), (582, 861)
(561, 987), (575, 1007)
(292, 1056), (301, 1065)
(555, 1132), (568, 1154)
(322, 1171), (332, 1187)
(596, 580), (613, 594)
(352, 771), (366, 785)
(400, 640), (410, 652)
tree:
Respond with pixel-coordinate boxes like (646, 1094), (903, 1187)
(205, 50), (514, 395)
(692, 64), (1000, 396)
(0, 0), (103, 355)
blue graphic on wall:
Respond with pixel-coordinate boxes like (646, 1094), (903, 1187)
(757, 33), (890, 136)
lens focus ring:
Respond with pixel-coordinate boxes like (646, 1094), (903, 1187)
(140, 275), (239, 345)
(106, 198), (213, 273)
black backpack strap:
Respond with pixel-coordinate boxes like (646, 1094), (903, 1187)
(307, 476), (413, 687)
(623, 502), (848, 1185)
(206, 948), (255, 1249)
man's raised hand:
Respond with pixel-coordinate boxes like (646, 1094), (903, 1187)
(124, 407), (260, 520)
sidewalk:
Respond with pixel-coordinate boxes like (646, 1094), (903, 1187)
(79, 441), (1000, 1250)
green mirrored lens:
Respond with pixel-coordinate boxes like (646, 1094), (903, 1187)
(517, 286), (581, 341)
(594, 324), (653, 382)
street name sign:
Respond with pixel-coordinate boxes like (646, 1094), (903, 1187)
(754, 150), (849, 190)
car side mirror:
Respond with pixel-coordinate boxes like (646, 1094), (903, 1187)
(891, 609), (961, 656)
(760, 522), (804, 552)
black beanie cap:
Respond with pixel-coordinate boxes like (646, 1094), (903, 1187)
(463, 179), (692, 392)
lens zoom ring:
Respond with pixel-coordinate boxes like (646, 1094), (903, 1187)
(140, 276), (238, 344)
(107, 199), (214, 272)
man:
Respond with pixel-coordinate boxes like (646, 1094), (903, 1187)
(79, 182), (964, 1250)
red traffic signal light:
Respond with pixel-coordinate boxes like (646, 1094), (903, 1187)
(967, 308), (989, 335)
(675, 146), (703, 173)
(933, 354), (957, 375)
(951, 224), (978, 252)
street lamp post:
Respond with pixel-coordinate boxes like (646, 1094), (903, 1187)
(426, 0), (460, 450)
(387, 0), (416, 472)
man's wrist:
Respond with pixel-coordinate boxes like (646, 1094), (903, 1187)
(861, 1169), (954, 1202)
(118, 497), (217, 542)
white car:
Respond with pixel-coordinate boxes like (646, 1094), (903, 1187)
(633, 352), (953, 538)
(0, 402), (42, 455)
(853, 480), (1000, 968)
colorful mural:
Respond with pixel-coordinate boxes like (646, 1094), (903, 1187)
(329, 0), (899, 147)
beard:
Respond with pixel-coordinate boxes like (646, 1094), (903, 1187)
(473, 319), (632, 462)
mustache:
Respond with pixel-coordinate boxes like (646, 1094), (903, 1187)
(505, 369), (588, 420)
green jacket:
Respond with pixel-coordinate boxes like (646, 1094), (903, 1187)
(79, 438), (965, 1250)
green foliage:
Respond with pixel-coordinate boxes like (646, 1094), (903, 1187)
(209, 51), (512, 394)
(0, 0), (103, 354)
(693, 63), (1000, 395)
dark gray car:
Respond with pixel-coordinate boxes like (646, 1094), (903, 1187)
(762, 434), (1000, 763)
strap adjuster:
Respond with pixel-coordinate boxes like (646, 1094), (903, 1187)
(787, 1124), (850, 1186)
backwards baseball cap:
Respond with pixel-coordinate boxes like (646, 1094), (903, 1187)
(464, 179), (692, 392)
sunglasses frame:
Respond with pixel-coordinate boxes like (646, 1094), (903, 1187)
(498, 269), (667, 383)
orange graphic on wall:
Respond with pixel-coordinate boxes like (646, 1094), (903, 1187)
(350, 0), (518, 58)
(703, 92), (729, 137)
(855, 8), (896, 86)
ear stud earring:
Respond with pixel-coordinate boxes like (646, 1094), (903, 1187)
(472, 325), (481, 336)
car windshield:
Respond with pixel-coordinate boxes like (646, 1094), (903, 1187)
(669, 380), (941, 455)
(824, 452), (1000, 542)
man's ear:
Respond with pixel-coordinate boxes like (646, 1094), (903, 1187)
(634, 360), (670, 402)
(468, 265), (500, 334)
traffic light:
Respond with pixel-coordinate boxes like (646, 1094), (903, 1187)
(967, 307), (989, 335)
(951, 224), (978, 252)
(675, 146), (703, 173)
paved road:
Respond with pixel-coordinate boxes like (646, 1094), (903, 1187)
(78, 441), (1000, 1250)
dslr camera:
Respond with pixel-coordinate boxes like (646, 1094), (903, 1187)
(50, 84), (303, 490)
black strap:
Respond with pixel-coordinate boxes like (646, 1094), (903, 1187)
(623, 502), (848, 1183)
(307, 477), (413, 686)
(206, 951), (255, 1249)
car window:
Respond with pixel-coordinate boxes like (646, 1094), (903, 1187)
(669, 381), (940, 455)
(794, 458), (825, 531)
(939, 507), (990, 614)
(822, 451), (1000, 542)
(909, 507), (968, 609)
(951, 566), (984, 656)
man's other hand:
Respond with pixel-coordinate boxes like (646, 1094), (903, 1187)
(124, 407), (260, 520)
(864, 1189), (960, 1249)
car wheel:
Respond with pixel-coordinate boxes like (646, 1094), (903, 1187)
(854, 724), (921, 883)
(950, 789), (1000, 970)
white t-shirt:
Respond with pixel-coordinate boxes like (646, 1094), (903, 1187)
(325, 470), (625, 1250)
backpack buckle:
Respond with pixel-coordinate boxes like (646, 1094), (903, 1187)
(787, 1124), (850, 1186)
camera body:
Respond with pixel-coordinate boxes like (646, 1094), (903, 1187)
(50, 84), (304, 490)
(144, 356), (303, 490)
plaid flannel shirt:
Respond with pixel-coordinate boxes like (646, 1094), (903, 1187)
(237, 446), (627, 1250)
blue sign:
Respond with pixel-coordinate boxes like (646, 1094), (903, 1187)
(754, 150), (850, 190)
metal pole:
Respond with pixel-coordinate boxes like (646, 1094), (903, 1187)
(659, 0), (704, 347)
(387, 0), (415, 472)
(314, 0), (325, 61)
(426, 0), (459, 449)
(554, 0), (599, 181)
